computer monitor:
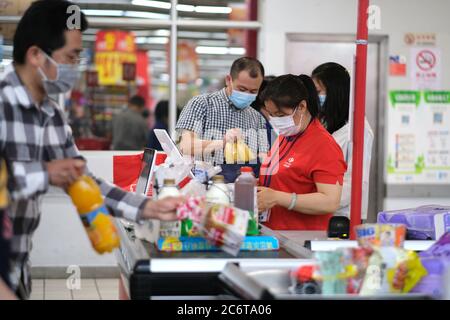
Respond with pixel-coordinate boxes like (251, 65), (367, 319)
(153, 129), (195, 179)
(135, 148), (157, 195)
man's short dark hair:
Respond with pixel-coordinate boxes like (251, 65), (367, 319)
(13, 0), (89, 65)
(230, 57), (265, 80)
(129, 95), (146, 109)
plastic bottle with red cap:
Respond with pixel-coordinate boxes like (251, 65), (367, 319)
(234, 166), (259, 235)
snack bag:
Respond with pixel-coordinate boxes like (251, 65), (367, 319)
(355, 223), (406, 248)
(313, 251), (348, 295)
(359, 247), (427, 295)
(341, 247), (373, 294)
(202, 204), (249, 256)
(176, 197), (249, 255)
(177, 196), (204, 237)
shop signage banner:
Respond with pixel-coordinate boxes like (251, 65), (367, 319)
(95, 31), (137, 86)
(410, 47), (442, 90)
(387, 90), (450, 184)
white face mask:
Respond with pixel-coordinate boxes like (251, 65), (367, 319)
(269, 108), (304, 137)
(38, 50), (80, 95)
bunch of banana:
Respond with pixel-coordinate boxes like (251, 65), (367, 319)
(224, 140), (255, 164)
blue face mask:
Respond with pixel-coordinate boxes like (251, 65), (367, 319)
(318, 94), (326, 109)
(229, 90), (257, 110)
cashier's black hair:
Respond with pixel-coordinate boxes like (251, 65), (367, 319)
(261, 74), (319, 118)
(13, 0), (89, 65)
(312, 62), (350, 134)
(230, 57), (265, 80)
(251, 76), (276, 112)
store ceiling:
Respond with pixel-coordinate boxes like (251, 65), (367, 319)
(73, 0), (249, 82)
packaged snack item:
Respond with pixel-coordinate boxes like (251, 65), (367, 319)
(176, 198), (249, 255)
(341, 247), (373, 294)
(178, 196), (204, 237)
(202, 204), (249, 256)
(359, 247), (427, 295)
(411, 232), (450, 298)
(313, 251), (348, 295)
(377, 205), (450, 240)
(289, 265), (321, 295)
(355, 223), (406, 248)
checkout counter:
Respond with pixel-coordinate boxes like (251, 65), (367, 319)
(115, 221), (434, 300)
(114, 220), (316, 300)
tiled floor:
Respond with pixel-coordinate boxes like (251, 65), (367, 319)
(29, 278), (119, 300)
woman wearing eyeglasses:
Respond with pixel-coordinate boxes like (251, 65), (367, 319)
(257, 74), (347, 230)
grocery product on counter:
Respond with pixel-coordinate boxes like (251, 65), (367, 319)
(157, 235), (279, 252)
(206, 175), (231, 206)
(224, 140), (255, 164)
(411, 232), (450, 298)
(176, 198), (249, 256)
(159, 179), (182, 238)
(355, 223), (427, 295)
(234, 167), (257, 212)
(355, 223), (406, 248)
(234, 166), (259, 236)
(289, 265), (321, 295)
(288, 224), (428, 297)
(377, 205), (450, 240)
(68, 175), (120, 254)
(314, 251), (349, 294)
(359, 247), (427, 295)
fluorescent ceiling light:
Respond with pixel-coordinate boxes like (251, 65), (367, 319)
(195, 6), (232, 14)
(176, 4), (195, 12)
(131, 0), (231, 14)
(154, 29), (171, 36)
(196, 46), (245, 55)
(132, 0), (170, 9)
(229, 47), (246, 55)
(136, 37), (169, 44)
(84, 9), (124, 16)
(195, 46), (228, 55)
(124, 10), (169, 19)
(147, 37), (169, 44)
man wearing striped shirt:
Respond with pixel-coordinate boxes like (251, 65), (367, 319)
(0, 0), (184, 299)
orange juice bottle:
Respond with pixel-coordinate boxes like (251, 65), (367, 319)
(67, 175), (120, 254)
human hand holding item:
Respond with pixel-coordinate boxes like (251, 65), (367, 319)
(257, 186), (279, 212)
(46, 158), (86, 189)
(141, 196), (186, 221)
(224, 128), (242, 143)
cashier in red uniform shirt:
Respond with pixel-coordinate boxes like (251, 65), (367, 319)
(257, 74), (347, 230)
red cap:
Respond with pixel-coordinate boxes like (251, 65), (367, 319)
(240, 166), (253, 173)
(296, 265), (315, 282)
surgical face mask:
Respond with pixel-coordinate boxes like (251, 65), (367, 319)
(229, 85), (257, 110)
(318, 94), (326, 109)
(38, 51), (80, 95)
(269, 108), (304, 137)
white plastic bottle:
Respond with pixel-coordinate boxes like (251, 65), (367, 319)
(206, 175), (230, 206)
(159, 179), (181, 238)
